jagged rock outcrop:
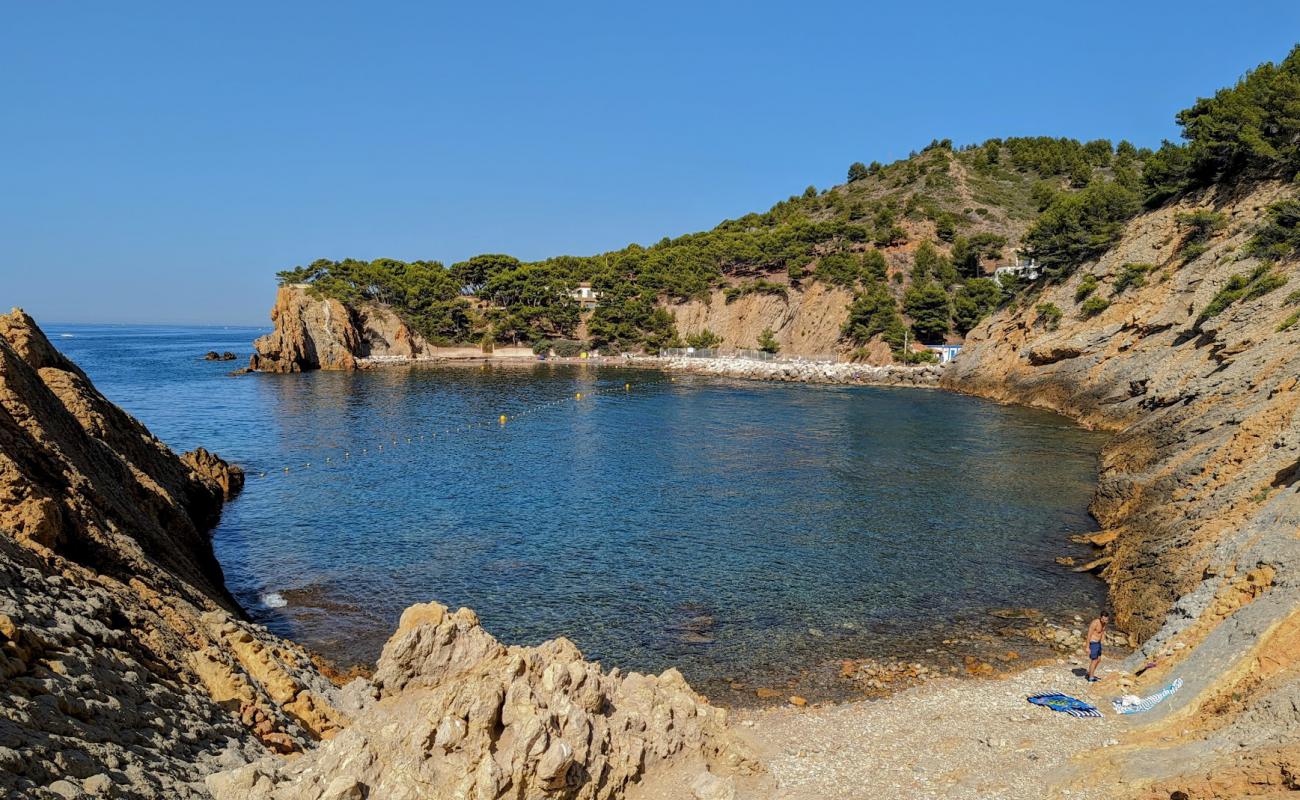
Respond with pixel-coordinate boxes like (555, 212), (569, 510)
(249, 285), (429, 372)
(183, 446), (246, 501)
(943, 182), (1300, 796)
(209, 602), (769, 800)
(0, 308), (348, 799)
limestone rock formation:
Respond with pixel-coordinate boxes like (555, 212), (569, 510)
(249, 285), (429, 372)
(0, 308), (348, 799)
(666, 280), (857, 361)
(944, 182), (1300, 795)
(208, 602), (769, 800)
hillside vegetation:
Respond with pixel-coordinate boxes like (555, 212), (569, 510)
(276, 45), (1300, 361)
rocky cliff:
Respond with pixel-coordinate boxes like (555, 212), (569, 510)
(249, 285), (431, 372)
(666, 280), (857, 358)
(2, 308), (760, 799)
(0, 308), (351, 799)
(944, 182), (1300, 796)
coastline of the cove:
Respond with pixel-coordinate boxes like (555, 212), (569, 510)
(48, 323), (1112, 707)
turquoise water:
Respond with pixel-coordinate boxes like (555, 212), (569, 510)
(49, 324), (1106, 699)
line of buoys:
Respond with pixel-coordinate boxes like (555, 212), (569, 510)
(245, 375), (673, 482)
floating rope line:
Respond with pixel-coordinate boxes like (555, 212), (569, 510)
(248, 375), (676, 483)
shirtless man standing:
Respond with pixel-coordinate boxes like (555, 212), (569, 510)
(1086, 612), (1109, 682)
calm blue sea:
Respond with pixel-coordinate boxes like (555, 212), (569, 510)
(47, 323), (1107, 700)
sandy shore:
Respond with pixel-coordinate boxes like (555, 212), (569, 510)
(735, 659), (1129, 800)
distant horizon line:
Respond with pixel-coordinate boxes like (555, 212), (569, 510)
(40, 320), (272, 329)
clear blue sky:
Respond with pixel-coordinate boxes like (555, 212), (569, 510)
(4, 2), (1298, 325)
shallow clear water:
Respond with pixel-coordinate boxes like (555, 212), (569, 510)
(48, 324), (1107, 697)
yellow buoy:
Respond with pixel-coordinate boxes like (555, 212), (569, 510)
(625, 383), (630, 391)
(576, 392), (583, 400)
(499, 414), (508, 424)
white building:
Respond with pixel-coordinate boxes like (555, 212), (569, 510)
(571, 282), (600, 310)
(925, 344), (962, 364)
(993, 257), (1041, 282)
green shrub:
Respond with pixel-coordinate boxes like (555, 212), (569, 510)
(1198, 264), (1289, 325)
(1277, 310), (1300, 332)
(1080, 295), (1110, 318)
(1180, 242), (1209, 263)
(861, 249), (889, 281)
(814, 252), (862, 287)
(1246, 270), (1288, 300)
(550, 339), (586, 358)
(1175, 210), (1227, 241)
(1036, 302), (1064, 330)
(686, 329), (722, 349)
(1113, 262), (1153, 294)
(1244, 199), (1300, 262)
(757, 328), (780, 354)
(1075, 274), (1098, 302)
(898, 348), (939, 364)
(724, 279), (788, 303)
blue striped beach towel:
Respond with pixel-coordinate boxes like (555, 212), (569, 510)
(1026, 693), (1102, 718)
(1113, 678), (1183, 715)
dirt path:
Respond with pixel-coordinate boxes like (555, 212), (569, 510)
(733, 660), (1131, 799)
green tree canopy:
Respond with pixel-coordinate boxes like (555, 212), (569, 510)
(450, 254), (522, 294)
(903, 280), (952, 343)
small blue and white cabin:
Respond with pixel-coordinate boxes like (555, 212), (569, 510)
(926, 344), (962, 364)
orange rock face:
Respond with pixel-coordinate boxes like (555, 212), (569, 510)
(248, 285), (432, 372)
(249, 285), (361, 372)
(0, 308), (349, 798)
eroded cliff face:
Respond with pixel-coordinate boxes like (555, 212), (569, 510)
(0, 308), (350, 798)
(249, 285), (429, 372)
(665, 280), (857, 359)
(943, 183), (1300, 796)
(3, 309), (761, 799)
